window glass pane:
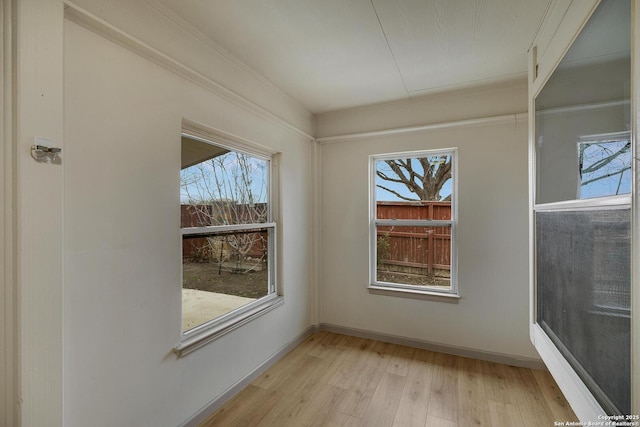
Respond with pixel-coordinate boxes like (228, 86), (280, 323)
(376, 225), (451, 289)
(180, 135), (273, 334)
(182, 230), (270, 332)
(578, 136), (631, 199)
(375, 155), (452, 220)
(181, 138), (269, 225)
(535, 0), (630, 204)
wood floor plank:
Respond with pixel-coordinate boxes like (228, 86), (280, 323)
(324, 411), (363, 427)
(385, 344), (415, 377)
(501, 364), (556, 427)
(457, 357), (490, 427)
(281, 354), (334, 398)
(253, 389), (308, 426)
(479, 360), (514, 405)
(392, 348), (435, 427)
(307, 334), (350, 387)
(327, 337), (376, 389)
(302, 385), (347, 427)
(306, 331), (341, 359)
(200, 332), (578, 427)
(362, 372), (406, 427)
(256, 384), (344, 427)
(333, 333), (364, 350)
(251, 338), (310, 390)
(251, 356), (332, 426)
(487, 399), (526, 426)
(531, 368), (577, 421)
(200, 384), (280, 427)
(425, 414), (458, 427)
(198, 384), (259, 426)
(427, 352), (459, 424)
(336, 340), (394, 418)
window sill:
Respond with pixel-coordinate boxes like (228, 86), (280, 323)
(174, 295), (284, 357)
(368, 284), (460, 303)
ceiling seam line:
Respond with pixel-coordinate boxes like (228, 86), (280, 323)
(369, 0), (411, 98)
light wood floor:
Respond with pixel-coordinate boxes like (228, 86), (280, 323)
(200, 331), (577, 427)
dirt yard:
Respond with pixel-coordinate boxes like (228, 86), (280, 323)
(377, 271), (450, 288)
(183, 262), (448, 297)
(182, 262), (268, 299)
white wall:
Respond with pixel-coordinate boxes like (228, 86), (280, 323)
(0, 1), (16, 425)
(63, 15), (314, 427)
(318, 86), (539, 361)
(11, 1), (65, 425)
(316, 78), (527, 138)
(70, 0), (315, 138)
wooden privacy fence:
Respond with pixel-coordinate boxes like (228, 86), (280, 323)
(376, 201), (451, 277)
(181, 204), (268, 262)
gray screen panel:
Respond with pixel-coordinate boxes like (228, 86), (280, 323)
(536, 209), (630, 414)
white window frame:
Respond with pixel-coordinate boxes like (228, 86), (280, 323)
(368, 148), (459, 299)
(174, 127), (282, 357)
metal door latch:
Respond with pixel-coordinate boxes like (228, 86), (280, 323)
(31, 138), (62, 163)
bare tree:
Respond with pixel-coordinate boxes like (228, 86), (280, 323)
(579, 140), (631, 195)
(376, 156), (452, 201)
(181, 151), (268, 273)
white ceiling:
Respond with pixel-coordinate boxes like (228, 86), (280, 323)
(153, 0), (552, 114)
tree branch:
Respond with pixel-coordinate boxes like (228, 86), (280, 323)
(580, 166), (631, 187)
(581, 142), (630, 174)
(376, 184), (418, 201)
(376, 169), (407, 184)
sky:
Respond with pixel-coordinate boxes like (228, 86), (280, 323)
(579, 139), (631, 199)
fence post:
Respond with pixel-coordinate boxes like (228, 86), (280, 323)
(428, 202), (434, 274)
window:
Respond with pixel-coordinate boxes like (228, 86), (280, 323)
(369, 149), (457, 297)
(175, 131), (281, 356)
(577, 132), (631, 199)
